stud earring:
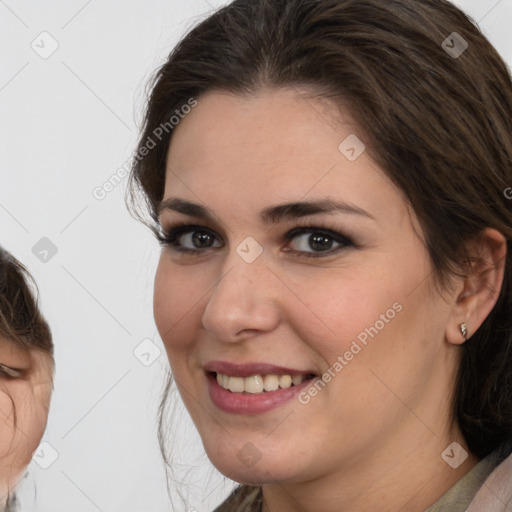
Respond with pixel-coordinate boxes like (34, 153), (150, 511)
(460, 322), (468, 341)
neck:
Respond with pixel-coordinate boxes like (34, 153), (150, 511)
(261, 428), (479, 512)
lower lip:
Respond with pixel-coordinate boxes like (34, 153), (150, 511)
(206, 372), (316, 415)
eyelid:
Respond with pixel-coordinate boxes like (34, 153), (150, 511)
(284, 221), (354, 245)
(157, 222), (223, 247)
(157, 219), (356, 258)
(0, 363), (23, 378)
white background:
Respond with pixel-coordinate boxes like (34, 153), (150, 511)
(1, 1), (511, 510)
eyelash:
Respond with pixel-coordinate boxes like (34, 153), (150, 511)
(156, 220), (355, 259)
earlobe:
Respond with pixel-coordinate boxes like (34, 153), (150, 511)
(446, 228), (507, 346)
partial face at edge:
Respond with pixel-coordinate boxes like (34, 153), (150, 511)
(0, 336), (53, 494)
(153, 87), (461, 485)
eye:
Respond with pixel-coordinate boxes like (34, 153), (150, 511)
(157, 221), (355, 259)
(283, 226), (353, 258)
(0, 363), (23, 379)
(157, 223), (222, 254)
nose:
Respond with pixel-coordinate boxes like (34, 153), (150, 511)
(201, 248), (280, 342)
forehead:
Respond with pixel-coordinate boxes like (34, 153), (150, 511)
(0, 334), (31, 362)
(167, 88), (355, 173)
(163, 87), (406, 223)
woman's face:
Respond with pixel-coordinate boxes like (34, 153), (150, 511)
(0, 336), (53, 492)
(154, 88), (463, 485)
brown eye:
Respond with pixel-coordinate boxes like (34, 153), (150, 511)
(158, 224), (223, 254)
(284, 226), (354, 259)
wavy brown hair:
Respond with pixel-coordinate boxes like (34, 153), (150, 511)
(0, 246), (53, 511)
(127, 0), (512, 509)
(0, 247), (53, 356)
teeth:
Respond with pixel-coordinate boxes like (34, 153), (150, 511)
(216, 373), (309, 393)
(227, 376), (245, 393)
(263, 375), (279, 391)
(245, 375), (264, 394)
(279, 375), (292, 389)
(292, 375), (303, 386)
(216, 373), (229, 388)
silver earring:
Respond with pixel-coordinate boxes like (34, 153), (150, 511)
(460, 322), (468, 341)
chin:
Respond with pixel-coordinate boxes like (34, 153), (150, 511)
(211, 459), (295, 486)
(204, 438), (308, 486)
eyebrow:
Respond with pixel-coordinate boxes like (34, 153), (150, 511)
(157, 197), (375, 224)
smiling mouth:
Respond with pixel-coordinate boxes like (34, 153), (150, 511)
(209, 371), (317, 394)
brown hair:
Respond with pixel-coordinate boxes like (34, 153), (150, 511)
(0, 246), (54, 511)
(0, 246), (53, 356)
(128, 0), (512, 509)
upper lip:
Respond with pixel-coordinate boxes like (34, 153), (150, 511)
(203, 360), (317, 377)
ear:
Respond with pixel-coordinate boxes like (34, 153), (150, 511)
(446, 228), (507, 345)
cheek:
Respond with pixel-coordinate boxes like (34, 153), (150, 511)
(0, 361), (52, 477)
(0, 388), (16, 458)
(288, 259), (430, 402)
(25, 381), (52, 442)
(153, 260), (206, 356)
(0, 386), (49, 474)
(300, 268), (436, 418)
(286, 268), (400, 354)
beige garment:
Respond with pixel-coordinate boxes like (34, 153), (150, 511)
(426, 441), (512, 512)
(466, 442), (512, 512)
